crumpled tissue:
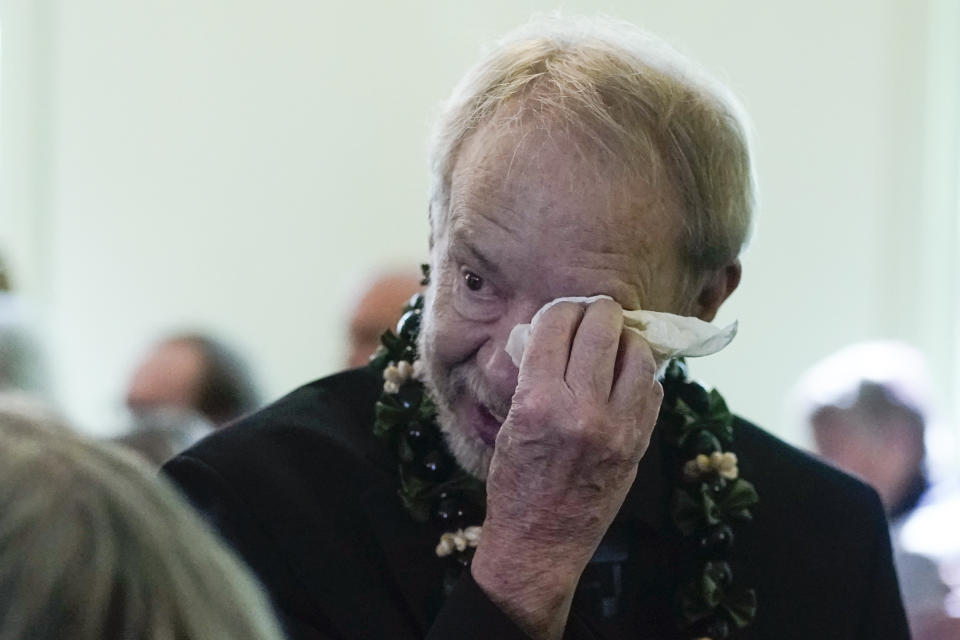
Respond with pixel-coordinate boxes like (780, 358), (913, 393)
(505, 295), (737, 368)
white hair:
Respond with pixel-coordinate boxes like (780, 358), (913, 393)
(0, 408), (285, 640)
(427, 15), (757, 280)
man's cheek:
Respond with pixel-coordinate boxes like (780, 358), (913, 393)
(424, 268), (485, 364)
(431, 313), (481, 365)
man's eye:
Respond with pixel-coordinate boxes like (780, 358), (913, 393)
(464, 271), (484, 292)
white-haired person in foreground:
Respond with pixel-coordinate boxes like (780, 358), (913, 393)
(164, 15), (908, 640)
(0, 404), (285, 640)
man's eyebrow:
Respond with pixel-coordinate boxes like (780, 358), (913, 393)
(450, 232), (502, 279)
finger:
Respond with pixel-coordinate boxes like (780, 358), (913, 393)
(565, 298), (623, 397)
(631, 380), (663, 461)
(609, 327), (658, 408)
(519, 302), (585, 383)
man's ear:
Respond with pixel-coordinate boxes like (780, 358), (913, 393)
(694, 259), (742, 322)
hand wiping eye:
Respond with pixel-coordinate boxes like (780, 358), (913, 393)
(504, 295), (737, 369)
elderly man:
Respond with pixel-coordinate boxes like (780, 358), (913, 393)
(164, 18), (907, 640)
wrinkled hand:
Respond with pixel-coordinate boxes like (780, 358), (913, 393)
(471, 299), (663, 640)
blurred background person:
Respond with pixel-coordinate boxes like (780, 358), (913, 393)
(901, 488), (960, 639)
(0, 400), (285, 640)
(795, 341), (956, 636)
(125, 332), (260, 427)
(109, 407), (215, 467)
(344, 269), (422, 368)
(0, 252), (48, 399)
(116, 332), (259, 464)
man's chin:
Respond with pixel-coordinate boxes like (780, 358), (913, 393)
(417, 373), (491, 479)
(431, 399), (495, 480)
(416, 332), (497, 479)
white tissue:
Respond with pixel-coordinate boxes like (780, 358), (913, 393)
(505, 295), (737, 368)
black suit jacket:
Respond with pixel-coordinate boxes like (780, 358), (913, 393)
(163, 368), (910, 639)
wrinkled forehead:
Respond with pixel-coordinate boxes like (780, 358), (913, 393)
(438, 119), (688, 309)
(444, 116), (681, 255)
(455, 106), (631, 193)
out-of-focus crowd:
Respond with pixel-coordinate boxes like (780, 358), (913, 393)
(1, 254), (958, 638)
(0, 261), (423, 638)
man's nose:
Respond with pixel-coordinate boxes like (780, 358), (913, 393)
(480, 337), (519, 403)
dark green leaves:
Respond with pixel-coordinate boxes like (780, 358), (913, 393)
(662, 358), (759, 635)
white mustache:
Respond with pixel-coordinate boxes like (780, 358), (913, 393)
(448, 366), (512, 423)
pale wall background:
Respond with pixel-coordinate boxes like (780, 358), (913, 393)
(1, 0), (958, 467)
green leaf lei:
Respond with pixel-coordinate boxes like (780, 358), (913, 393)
(370, 265), (758, 639)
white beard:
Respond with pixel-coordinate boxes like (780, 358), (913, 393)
(417, 294), (501, 481)
(431, 387), (495, 480)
